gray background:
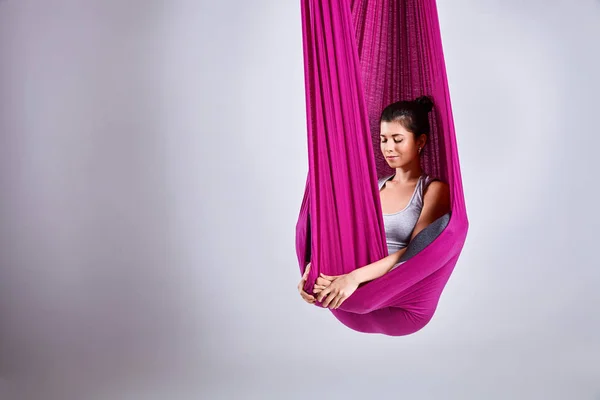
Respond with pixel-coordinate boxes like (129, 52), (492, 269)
(1, 0), (599, 399)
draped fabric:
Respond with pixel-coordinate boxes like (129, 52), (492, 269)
(295, 0), (469, 336)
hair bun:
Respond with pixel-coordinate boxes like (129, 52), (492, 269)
(415, 95), (434, 113)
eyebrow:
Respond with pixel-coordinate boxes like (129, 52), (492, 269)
(380, 133), (404, 137)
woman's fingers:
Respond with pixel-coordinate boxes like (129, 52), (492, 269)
(295, 263), (315, 304)
(330, 294), (344, 309)
(300, 290), (315, 303)
(317, 287), (335, 307)
(315, 277), (331, 286)
(302, 264), (311, 279)
(320, 272), (337, 280)
(322, 292), (335, 308)
(314, 283), (327, 294)
(318, 288), (332, 304)
(298, 269), (315, 304)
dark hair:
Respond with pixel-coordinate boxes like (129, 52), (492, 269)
(379, 95), (434, 137)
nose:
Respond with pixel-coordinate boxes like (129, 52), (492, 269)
(384, 141), (395, 153)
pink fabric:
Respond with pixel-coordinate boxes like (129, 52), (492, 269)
(295, 0), (469, 336)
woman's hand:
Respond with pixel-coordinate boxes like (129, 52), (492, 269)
(313, 274), (336, 295)
(298, 262), (315, 304)
(317, 272), (359, 309)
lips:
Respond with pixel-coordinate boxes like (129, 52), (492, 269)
(386, 156), (398, 159)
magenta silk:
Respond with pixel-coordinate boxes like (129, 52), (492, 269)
(295, 0), (469, 336)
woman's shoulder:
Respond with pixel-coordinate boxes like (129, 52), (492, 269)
(423, 175), (449, 193)
(425, 179), (449, 193)
(422, 176), (451, 211)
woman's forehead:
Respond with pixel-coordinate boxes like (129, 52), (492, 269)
(380, 121), (408, 135)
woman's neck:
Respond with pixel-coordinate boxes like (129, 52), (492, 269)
(392, 164), (422, 184)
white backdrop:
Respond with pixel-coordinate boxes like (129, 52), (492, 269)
(1, 0), (599, 398)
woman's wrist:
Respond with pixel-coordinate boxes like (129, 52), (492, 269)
(349, 268), (364, 284)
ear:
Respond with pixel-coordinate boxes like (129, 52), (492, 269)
(419, 134), (428, 148)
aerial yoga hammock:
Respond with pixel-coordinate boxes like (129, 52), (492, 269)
(295, 0), (469, 336)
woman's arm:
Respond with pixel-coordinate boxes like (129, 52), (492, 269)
(409, 180), (451, 241)
(350, 180), (451, 285)
(349, 247), (408, 284)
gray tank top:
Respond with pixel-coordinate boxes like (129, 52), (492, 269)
(378, 174), (437, 255)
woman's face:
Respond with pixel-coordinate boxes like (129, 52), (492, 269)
(380, 120), (424, 168)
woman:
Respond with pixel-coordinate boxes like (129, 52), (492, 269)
(297, 95), (451, 309)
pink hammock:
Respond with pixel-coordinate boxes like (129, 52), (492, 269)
(295, 0), (469, 336)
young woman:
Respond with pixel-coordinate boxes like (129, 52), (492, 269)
(297, 95), (451, 309)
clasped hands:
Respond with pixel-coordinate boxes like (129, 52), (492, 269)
(297, 262), (360, 309)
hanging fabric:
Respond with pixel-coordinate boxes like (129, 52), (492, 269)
(295, 0), (469, 336)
